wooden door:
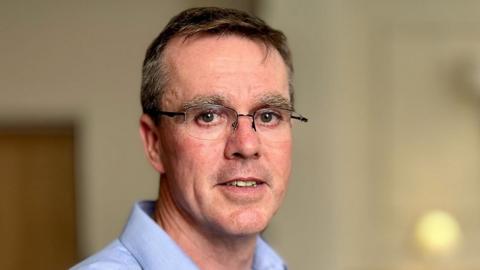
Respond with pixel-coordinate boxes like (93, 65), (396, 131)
(0, 127), (78, 269)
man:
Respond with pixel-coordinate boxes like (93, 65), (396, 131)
(72, 7), (307, 270)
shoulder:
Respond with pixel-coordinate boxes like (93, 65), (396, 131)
(70, 240), (141, 270)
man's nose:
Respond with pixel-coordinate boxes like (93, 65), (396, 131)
(224, 116), (260, 160)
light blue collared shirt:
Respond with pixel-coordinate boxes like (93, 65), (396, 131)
(71, 201), (286, 269)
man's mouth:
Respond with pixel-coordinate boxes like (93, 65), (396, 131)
(218, 178), (266, 188)
(225, 180), (258, 187)
(216, 178), (268, 201)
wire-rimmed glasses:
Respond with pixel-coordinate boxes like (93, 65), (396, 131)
(153, 104), (308, 141)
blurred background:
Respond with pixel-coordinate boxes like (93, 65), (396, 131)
(1, 0), (480, 269)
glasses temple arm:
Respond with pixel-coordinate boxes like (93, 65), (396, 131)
(291, 115), (308, 122)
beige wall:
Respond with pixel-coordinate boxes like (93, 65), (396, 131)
(258, 1), (370, 269)
(259, 0), (480, 269)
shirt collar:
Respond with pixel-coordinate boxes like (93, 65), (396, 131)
(119, 201), (199, 269)
(253, 237), (286, 270)
(120, 201), (285, 270)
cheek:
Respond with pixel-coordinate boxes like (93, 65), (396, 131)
(268, 140), (292, 176)
(263, 140), (292, 198)
(161, 134), (226, 214)
(164, 134), (224, 185)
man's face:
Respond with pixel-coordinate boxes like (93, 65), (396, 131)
(157, 35), (292, 236)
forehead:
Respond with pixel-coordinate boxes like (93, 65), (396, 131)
(162, 34), (290, 109)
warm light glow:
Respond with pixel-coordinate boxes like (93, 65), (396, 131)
(415, 210), (461, 256)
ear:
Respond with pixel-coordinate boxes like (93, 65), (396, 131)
(139, 114), (165, 173)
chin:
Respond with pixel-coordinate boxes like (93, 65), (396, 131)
(222, 208), (272, 236)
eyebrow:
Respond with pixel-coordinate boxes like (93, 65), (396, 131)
(181, 93), (292, 111)
(257, 94), (293, 110)
(181, 95), (227, 110)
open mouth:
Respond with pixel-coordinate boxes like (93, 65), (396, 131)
(219, 179), (265, 188)
(225, 180), (259, 187)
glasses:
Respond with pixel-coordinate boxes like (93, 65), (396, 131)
(153, 104), (308, 141)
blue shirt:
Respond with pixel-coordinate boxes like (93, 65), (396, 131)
(71, 201), (286, 269)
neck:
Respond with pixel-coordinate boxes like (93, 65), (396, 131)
(154, 177), (258, 270)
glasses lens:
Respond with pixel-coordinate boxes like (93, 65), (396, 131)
(254, 108), (292, 142)
(184, 105), (235, 140)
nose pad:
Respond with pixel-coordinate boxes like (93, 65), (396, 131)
(231, 115), (256, 133)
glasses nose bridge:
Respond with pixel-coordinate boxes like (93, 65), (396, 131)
(232, 113), (256, 132)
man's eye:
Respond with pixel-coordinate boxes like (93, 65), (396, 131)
(194, 110), (224, 126)
(199, 112), (215, 123)
(260, 112), (274, 123)
(257, 110), (282, 125)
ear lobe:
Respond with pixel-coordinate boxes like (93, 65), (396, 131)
(139, 114), (165, 173)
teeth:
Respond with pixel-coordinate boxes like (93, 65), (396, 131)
(226, 180), (257, 187)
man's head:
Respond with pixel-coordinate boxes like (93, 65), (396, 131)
(139, 7), (300, 238)
(140, 7), (294, 116)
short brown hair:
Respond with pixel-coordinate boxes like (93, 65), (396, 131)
(140, 7), (293, 116)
